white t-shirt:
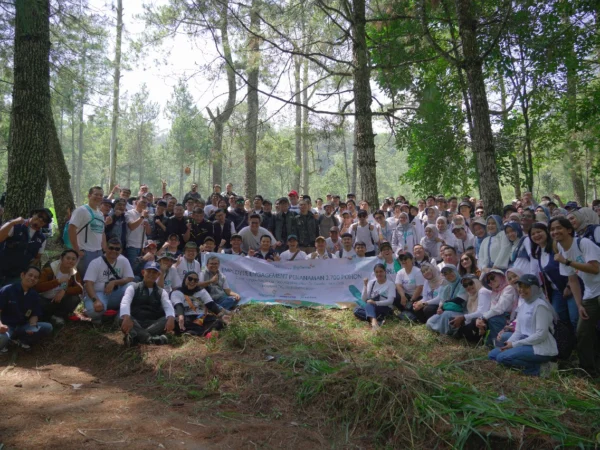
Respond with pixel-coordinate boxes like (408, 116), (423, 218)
(309, 251), (337, 260)
(325, 237), (342, 253)
(559, 237), (600, 300)
(7, 226), (47, 254)
(363, 279), (396, 307)
(170, 289), (214, 316)
(84, 255), (134, 294)
(175, 258), (202, 281)
(394, 267), (425, 296)
(280, 249), (308, 261)
(204, 204), (218, 217)
(162, 266), (181, 294)
(125, 209), (148, 249)
(40, 269), (70, 299)
(351, 223), (379, 252)
(70, 204), (105, 251)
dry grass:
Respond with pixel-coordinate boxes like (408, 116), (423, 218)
(23, 305), (600, 448)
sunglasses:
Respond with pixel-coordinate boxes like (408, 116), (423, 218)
(187, 277), (199, 282)
(108, 246), (121, 251)
(462, 281), (475, 287)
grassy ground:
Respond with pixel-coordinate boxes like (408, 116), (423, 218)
(5, 304), (599, 449)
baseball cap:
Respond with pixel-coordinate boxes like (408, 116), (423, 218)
(144, 240), (157, 248)
(143, 261), (161, 272)
(236, 196), (245, 204)
(452, 225), (465, 233)
(101, 198), (113, 205)
(184, 242), (198, 250)
(315, 236), (326, 242)
(472, 218), (487, 228)
(330, 226), (339, 232)
(158, 254), (177, 262)
(325, 202), (334, 208)
(357, 209), (368, 217)
(31, 208), (53, 223)
(204, 236), (215, 244)
(347, 193), (355, 198)
(157, 200), (167, 207)
(341, 233), (353, 239)
(288, 190), (298, 197)
(379, 241), (392, 251)
(231, 233), (242, 240)
(398, 252), (413, 260)
(353, 240), (366, 248)
(518, 274), (540, 287)
(287, 234), (298, 241)
(565, 201), (579, 211)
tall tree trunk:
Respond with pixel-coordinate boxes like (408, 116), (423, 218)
(351, 138), (357, 194)
(455, 0), (503, 215)
(352, 0), (378, 207)
(70, 113), (75, 191)
(137, 126), (144, 185)
(76, 105), (84, 205)
(208, 0), (236, 187)
(244, 0), (260, 198)
(498, 71), (521, 199)
(293, 56), (301, 192)
(340, 120), (350, 194)
(565, 20), (585, 205)
(301, 56), (309, 195)
(5, 0), (50, 218)
(517, 43), (534, 193)
(108, 0), (123, 191)
(47, 112), (75, 236)
(179, 141), (185, 200)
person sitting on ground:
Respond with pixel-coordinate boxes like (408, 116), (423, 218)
(494, 267), (525, 347)
(280, 234), (308, 261)
(458, 252), (480, 278)
(175, 241), (202, 281)
(35, 249), (83, 324)
(425, 265), (468, 335)
(353, 263), (396, 330)
(221, 233), (247, 256)
(412, 262), (447, 323)
(448, 275), (491, 342)
(378, 242), (401, 282)
(199, 236), (220, 255)
(201, 255), (241, 310)
(156, 254), (181, 294)
(170, 271), (230, 337)
(476, 269), (518, 347)
(337, 232), (357, 259)
(120, 261), (175, 346)
(394, 252), (424, 314)
(83, 238), (134, 324)
(249, 235), (279, 261)
(310, 236), (337, 259)
(0, 267), (53, 353)
(488, 274), (558, 377)
(0, 208), (52, 286)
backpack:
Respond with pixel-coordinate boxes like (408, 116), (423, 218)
(65, 205), (104, 248)
(582, 225), (600, 248)
(350, 223), (376, 245)
(552, 320), (576, 360)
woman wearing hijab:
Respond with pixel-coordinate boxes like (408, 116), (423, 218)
(354, 263), (396, 330)
(471, 217), (488, 260)
(391, 212), (419, 254)
(478, 215), (511, 272)
(170, 272), (229, 336)
(436, 216), (456, 249)
(568, 207), (600, 245)
(423, 207), (439, 226)
(505, 221), (534, 275)
(488, 274), (558, 376)
(448, 275), (492, 342)
(420, 224), (442, 262)
(425, 265), (468, 335)
(535, 206), (551, 223)
(530, 222), (577, 329)
(476, 269), (518, 347)
(412, 262), (446, 323)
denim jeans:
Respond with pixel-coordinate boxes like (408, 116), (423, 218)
(489, 345), (553, 376)
(77, 250), (103, 280)
(214, 296), (238, 311)
(486, 313), (509, 347)
(126, 247), (142, 270)
(495, 331), (513, 348)
(0, 322), (53, 350)
(550, 288), (578, 330)
(84, 283), (131, 320)
(354, 304), (392, 321)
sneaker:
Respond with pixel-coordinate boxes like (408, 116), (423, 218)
(539, 361), (558, 378)
(17, 341), (31, 350)
(150, 335), (168, 345)
(123, 334), (133, 348)
(0, 347), (8, 354)
(51, 315), (65, 326)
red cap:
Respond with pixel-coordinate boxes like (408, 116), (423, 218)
(288, 190), (298, 197)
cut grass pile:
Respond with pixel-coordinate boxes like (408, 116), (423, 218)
(26, 304), (600, 448)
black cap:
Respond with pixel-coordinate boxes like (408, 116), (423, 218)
(518, 274), (540, 287)
(231, 233), (242, 240)
(398, 252), (413, 260)
(31, 208), (53, 223)
(157, 200), (167, 207)
(379, 241), (392, 251)
(357, 209), (368, 217)
(341, 232), (353, 238)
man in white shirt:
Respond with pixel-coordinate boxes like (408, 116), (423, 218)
(83, 238), (134, 323)
(280, 235), (308, 261)
(350, 210), (379, 256)
(309, 236), (337, 259)
(325, 226), (342, 254)
(337, 233), (357, 259)
(437, 246), (460, 271)
(119, 261), (175, 346)
(238, 214), (275, 253)
(175, 242), (202, 281)
(157, 254), (181, 294)
(452, 225), (475, 256)
(125, 196), (152, 267)
(68, 186), (107, 277)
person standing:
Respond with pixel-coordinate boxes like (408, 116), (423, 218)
(271, 197), (297, 253)
(125, 196), (152, 268)
(350, 210), (379, 256)
(68, 186), (107, 277)
(182, 182), (202, 205)
(295, 200), (319, 254)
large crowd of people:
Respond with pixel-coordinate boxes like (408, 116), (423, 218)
(1, 181), (600, 378)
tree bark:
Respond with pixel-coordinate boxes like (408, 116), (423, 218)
(46, 111), (75, 237)
(293, 56), (301, 192)
(209, 0), (236, 187)
(498, 71), (521, 199)
(5, 0), (51, 218)
(71, 112), (75, 191)
(352, 0), (378, 207)
(76, 105), (84, 205)
(243, 0), (260, 198)
(455, 0), (503, 215)
(108, 0), (123, 191)
(301, 56), (309, 195)
(351, 138), (357, 195)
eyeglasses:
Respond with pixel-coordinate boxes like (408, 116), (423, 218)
(462, 281), (475, 287)
(187, 277), (199, 282)
(108, 246), (121, 251)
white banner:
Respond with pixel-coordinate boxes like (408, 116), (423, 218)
(207, 253), (379, 307)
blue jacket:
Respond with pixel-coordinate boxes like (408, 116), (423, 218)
(0, 223), (45, 278)
(0, 282), (42, 327)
